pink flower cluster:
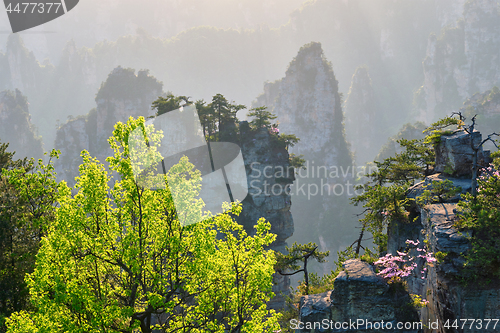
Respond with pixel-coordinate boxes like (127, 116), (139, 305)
(375, 253), (417, 279)
(270, 127), (279, 134)
(478, 163), (500, 193)
(374, 239), (436, 281)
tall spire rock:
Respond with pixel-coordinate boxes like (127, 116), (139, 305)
(416, 0), (500, 123)
(254, 42), (352, 168)
(344, 66), (384, 165)
(253, 42), (356, 272)
(3, 35), (54, 148)
(54, 67), (162, 186)
(0, 89), (43, 160)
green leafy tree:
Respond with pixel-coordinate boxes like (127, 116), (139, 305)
(415, 179), (461, 205)
(275, 134), (300, 151)
(0, 144), (60, 332)
(422, 116), (462, 146)
(288, 153), (306, 171)
(6, 117), (280, 333)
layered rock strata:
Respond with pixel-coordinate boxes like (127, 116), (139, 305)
(387, 130), (500, 332)
(237, 124), (295, 309)
(297, 259), (420, 333)
(253, 42), (355, 269)
(297, 129), (500, 332)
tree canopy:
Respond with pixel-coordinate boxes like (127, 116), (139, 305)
(5, 117), (280, 333)
(0, 144), (60, 332)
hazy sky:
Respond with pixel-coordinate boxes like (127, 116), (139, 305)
(0, 0), (306, 61)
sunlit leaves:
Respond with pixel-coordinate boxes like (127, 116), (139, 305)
(6, 117), (280, 333)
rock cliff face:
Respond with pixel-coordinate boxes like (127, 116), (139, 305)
(253, 42), (355, 269)
(54, 67), (162, 186)
(254, 42), (351, 169)
(435, 0), (467, 29)
(297, 259), (420, 333)
(0, 35), (54, 146)
(344, 67), (384, 165)
(388, 131), (500, 333)
(237, 124), (295, 309)
(297, 129), (500, 332)
(417, 0), (500, 123)
(0, 89), (43, 160)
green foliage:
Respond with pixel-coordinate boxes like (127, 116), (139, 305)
(423, 116), (462, 145)
(359, 247), (379, 264)
(409, 294), (429, 309)
(456, 158), (500, 283)
(275, 242), (329, 296)
(247, 106), (303, 169)
(191, 94), (245, 142)
(433, 251), (449, 264)
(353, 131), (437, 254)
(247, 106), (277, 130)
(0, 145), (60, 333)
(288, 153), (305, 170)
(6, 117), (280, 333)
(353, 183), (410, 253)
(210, 94), (246, 142)
(274, 133), (300, 151)
(151, 93), (192, 116)
(416, 179), (462, 206)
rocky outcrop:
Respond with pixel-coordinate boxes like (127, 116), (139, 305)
(0, 35), (54, 147)
(435, 0), (467, 29)
(416, 0), (500, 123)
(298, 128), (500, 332)
(237, 124), (295, 309)
(344, 66), (384, 165)
(389, 199), (500, 333)
(0, 89), (43, 160)
(386, 129), (500, 332)
(253, 42), (355, 269)
(406, 173), (472, 204)
(254, 42), (351, 169)
(297, 259), (420, 333)
(434, 130), (491, 177)
(54, 67), (162, 186)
